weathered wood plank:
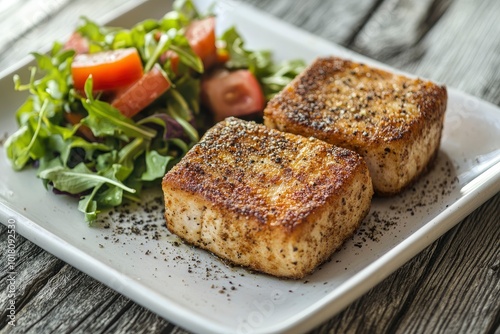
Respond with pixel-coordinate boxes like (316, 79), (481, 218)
(0, 264), (110, 333)
(311, 242), (441, 333)
(395, 193), (500, 333)
(350, 0), (452, 60)
(70, 295), (133, 333)
(311, 193), (500, 333)
(404, 0), (500, 104)
(0, 229), (65, 328)
(352, 0), (500, 105)
(235, 0), (380, 45)
(101, 303), (184, 334)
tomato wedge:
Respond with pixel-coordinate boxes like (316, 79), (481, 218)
(161, 50), (180, 74)
(201, 69), (265, 122)
(64, 32), (89, 54)
(71, 48), (143, 91)
(161, 16), (217, 73)
(185, 16), (217, 68)
(111, 64), (171, 118)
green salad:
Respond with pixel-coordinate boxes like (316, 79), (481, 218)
(5, 0), (305, 223)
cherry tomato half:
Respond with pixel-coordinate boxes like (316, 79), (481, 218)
(201, 69), (265, 122)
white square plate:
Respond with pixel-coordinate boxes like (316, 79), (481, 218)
(1, 1), (499, 333)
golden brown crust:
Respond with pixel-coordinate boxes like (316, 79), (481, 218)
(162, 118), (374, 278)
(164, 117), (366, 231)
(264, 56), (447, 195)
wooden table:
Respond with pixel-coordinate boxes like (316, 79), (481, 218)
(1, 0), (498, 333)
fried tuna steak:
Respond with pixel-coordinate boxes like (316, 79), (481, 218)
(264, 57), (447, 195)
(162, 117), (373, 278)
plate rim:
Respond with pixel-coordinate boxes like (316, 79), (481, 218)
(1, 0), (500, 333)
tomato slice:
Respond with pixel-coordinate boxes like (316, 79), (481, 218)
(201, 69), (265, 122)
(64, 32), (89, 54)
(71, 48), (143, 91)
(185, 17), (217, 69)
(111, 64), (171, 118)
(161, 16), (217, 73)
(161, 50), (180, 74)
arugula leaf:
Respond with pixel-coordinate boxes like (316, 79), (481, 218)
(78, 185), (101, 223)
(47, 134), (111, 167)
(168, 32), (204, 74)
(5, 99), (49, 170)
(221, 26), (306, 100)
(166, 104), (199, 143)
(173, 0), (200, 23)
(144, 32), (171, 72)
(81, 78), (157, 140)
(220, 27), (250, 69)
(94, 185), (124, 207)
(77, 18), (107, 51)
(174, 74), (200, 114)
(261, 59), (306, 99)
(5, 125), (37, 170)
(7, 42), (76, 171)
(96, 151), (118, 172)
(38, 162), (136, 195)
(118, 137), (148, 171)
(141, 150), (173, 181)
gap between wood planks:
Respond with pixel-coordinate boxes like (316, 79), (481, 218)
(310, 193), (499, 334)
(88, 297), (135, 333)
(348, 0), (454, 59)
(382, 236), (450, 334)
(343, 0), (387, 47)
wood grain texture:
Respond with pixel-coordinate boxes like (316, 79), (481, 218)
(0, 237), (64, 327)
(0, 0), (499, 333)
(234, 0), (381, 45)
(351, 0), (453, 59)
(353, 0), (500, 105)
(311, 193), (500, 334)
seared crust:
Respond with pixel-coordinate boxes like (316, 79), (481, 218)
(264, 57), (447, 195)
(163, 118), (373, 278)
